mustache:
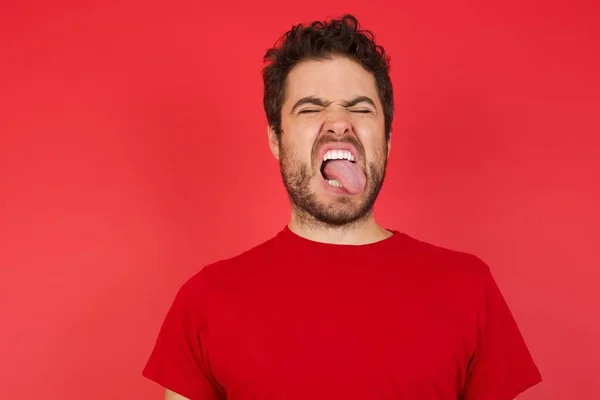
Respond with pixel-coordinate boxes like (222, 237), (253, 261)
(312, 135), (365, 163)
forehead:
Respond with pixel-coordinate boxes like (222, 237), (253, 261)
(283, 57), (380, 107)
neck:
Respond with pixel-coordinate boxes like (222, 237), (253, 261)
(287, 211), (392, 245)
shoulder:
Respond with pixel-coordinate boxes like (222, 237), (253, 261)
(177, 231), (282, 299)
(391, 232), (498, 307)
(399, 232), (492, 278)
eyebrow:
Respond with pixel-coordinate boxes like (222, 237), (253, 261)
(290, 95), (377, 114)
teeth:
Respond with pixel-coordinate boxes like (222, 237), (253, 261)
(327, 179), (343, 187)
(323, 149), (355, 162)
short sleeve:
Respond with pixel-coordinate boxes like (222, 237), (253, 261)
(142, 278), (222, 400)
(460, 267), (542, 400)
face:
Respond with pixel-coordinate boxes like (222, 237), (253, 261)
(269, 56), (390, 228)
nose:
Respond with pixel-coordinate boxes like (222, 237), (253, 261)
(323, 110), (352, 137)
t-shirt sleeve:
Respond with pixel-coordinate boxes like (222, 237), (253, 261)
(460, 265), (542, 400)
(142, 278), (222, 400)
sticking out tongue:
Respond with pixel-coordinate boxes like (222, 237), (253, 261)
(323, 160), (366, 194)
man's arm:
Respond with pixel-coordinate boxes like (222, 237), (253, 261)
(165, 389), (190, 400)
(459, 262), (541, 400)
(143, 275), (224, 400)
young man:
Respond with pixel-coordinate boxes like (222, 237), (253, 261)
(143, 14), (542, 400)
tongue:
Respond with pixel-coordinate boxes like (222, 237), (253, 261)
(323, 160), (366, 194)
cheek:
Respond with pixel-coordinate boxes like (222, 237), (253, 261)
(357, 130), (387, 159)
(280, 136), (312, 167)
(282, 126), (319, 157)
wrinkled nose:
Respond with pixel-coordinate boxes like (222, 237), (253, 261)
(323, 110), (352, 137)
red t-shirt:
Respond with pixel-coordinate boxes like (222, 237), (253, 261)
(143, 227), (541, 399)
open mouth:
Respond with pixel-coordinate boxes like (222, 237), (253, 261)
(319, 149), (365, 194)
(320, 149), (356, 187)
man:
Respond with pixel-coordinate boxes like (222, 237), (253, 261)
(143, 14), (542, 400)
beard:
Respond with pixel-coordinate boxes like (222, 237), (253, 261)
(278, 136), (388, 229)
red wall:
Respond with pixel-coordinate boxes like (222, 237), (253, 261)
(1, 1), (598, 399)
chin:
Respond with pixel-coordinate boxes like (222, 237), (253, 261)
(291, 181), (373, 227)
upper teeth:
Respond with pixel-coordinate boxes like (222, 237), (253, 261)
(323, 149), (355, 162)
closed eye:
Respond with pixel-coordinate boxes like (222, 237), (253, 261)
(298, 109), (320, 114)
(350, 109), (373, 114)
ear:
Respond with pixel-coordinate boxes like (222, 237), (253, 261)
(267, 125), (280, 160)
(387, 130), (392, 157)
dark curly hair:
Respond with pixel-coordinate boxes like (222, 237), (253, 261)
(262, 14), (394, 140)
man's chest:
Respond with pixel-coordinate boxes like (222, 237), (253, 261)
(205, 282), (476, 399)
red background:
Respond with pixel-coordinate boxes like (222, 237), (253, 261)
(1, 1), (598, 399)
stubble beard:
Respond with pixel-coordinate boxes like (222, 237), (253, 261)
(278, 138), (388, 230)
